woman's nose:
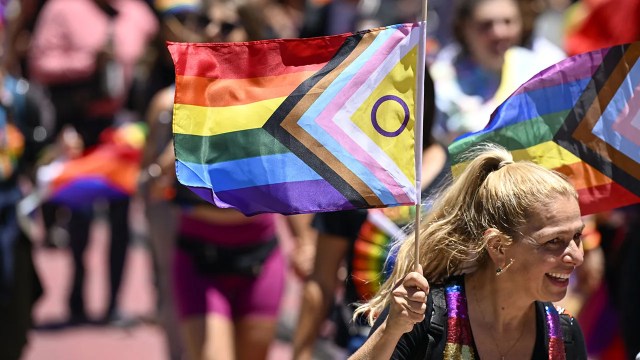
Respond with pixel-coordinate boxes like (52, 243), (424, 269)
(563, 240), (584, 266)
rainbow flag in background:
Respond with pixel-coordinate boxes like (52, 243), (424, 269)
(169, 23), (422, 216)
(352, 207), (413, 301)
(449, 43), (640, 215)
(0, 122), (24, 181)
(37, 122), (146, 208)
(153, 0), (201, 15)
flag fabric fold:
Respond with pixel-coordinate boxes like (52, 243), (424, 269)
(449, 43), (640, 215)
(169, 23), (423, 216)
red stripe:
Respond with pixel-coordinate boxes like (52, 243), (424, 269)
(168, 34), (350, 79)
(578, 182), (640, 215)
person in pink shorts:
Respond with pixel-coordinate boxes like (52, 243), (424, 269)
(141, 1), (313, 359)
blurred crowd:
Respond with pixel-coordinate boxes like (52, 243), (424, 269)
(0, 0), (638, 359)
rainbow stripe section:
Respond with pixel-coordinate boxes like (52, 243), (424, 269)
(153, 0), (201, 15)
(546, 304), (566, 359)
(352, 220), (390, 300)
(169, 23), (421, 215)
(352, 206), (414, 300)
(442, 279), (567, 360)
(443, 282), (476, 359)
(450, 43), (640, 215)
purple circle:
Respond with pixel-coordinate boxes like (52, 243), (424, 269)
(371, 95), (410, 137)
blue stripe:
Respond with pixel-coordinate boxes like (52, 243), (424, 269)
(490, 77), (592, 129)
(176, 153), (323, 191)
(592, 59), (640, 163)
(295, 27), (413, 205)
(455, 77), (592, 142)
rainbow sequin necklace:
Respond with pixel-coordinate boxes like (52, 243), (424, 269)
(442, 278), (566, 359)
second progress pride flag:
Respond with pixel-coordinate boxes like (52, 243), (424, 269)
(449, 43), (640, 215)
(168, 23), (422, 216)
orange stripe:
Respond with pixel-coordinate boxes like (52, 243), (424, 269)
(51, 147), (140, 194)
(553, 161), (613, 191)
(175, 71), (316, 107)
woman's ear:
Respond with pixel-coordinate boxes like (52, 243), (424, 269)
(484, 228), (507, 266)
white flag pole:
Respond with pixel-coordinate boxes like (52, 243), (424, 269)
(413, 1), (428, 272)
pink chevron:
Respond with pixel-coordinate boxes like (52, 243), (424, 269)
(313, 27), (416, 203)
(612, 84), (640, 146)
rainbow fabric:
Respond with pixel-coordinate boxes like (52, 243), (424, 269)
(0, 120), (24, 181)
(352, 219), (391, 300)
(545, 304), (566, 359)
(352, 206), (414, 300)
(443, 278), (566, 359)
(168, 23), (422, 216)
(153, 0), (201, 15)
(39, 122), (146, 208)
(449, 43), (640, 215)
(444, 282), (476, 359)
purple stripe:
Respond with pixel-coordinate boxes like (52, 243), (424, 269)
(545, 304), (561, 339)
(511, 47), (607, 96)
(50, 179), (128, 209)
(445, 282), (475, 349)
(445, 284), (467, 319)
(189, 186), (219, 205)
(545, 304), (566, 359)
(188, 179), (357, 216)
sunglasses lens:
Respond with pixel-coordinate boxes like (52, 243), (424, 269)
(197, 15), (210, 28)
(220, 22), (237, 36)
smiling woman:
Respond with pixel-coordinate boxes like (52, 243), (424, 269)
(503, 194), (585, 303)
(349, 143), (587, 360)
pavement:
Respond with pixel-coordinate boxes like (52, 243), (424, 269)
(20, 203), (309, 360)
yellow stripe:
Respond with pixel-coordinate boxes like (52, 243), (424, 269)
(173, 97), (287, 136)
(452, 141), (582, 176)
(493, 47), (518, 104)
(511, 141), (582, 167)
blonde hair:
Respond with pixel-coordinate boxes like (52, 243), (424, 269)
(354, 143), (578, 324)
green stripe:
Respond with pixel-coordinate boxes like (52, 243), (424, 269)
(174, 128), (291, 164)
(449, 110), (570, 161)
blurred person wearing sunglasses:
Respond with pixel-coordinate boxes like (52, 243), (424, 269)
(28, 0), (158, 325)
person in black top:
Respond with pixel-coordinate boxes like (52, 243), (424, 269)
(350, 143), (587, 360)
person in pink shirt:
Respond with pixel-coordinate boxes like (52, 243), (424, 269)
(28, 0), (158, 324)
(29, 0), (157, 130)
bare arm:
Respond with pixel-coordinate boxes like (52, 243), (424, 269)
(293, 232), (349, 360)
(349, 267), (429, 360)
(285, 213), (317, 279)
(348, 320), (406, 360)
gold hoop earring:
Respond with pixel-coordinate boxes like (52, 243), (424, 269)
(496, 258), (515, 276)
